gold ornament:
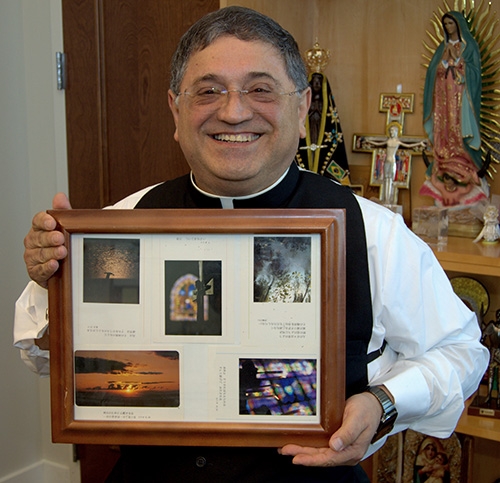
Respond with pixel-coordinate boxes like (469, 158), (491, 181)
(304, 40), (331, 74)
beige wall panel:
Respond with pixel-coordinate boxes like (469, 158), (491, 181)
(224, 0), (500, 205)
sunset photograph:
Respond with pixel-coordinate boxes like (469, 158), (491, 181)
(74, 350), (180, 407)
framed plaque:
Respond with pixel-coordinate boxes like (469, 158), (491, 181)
(47, 208), (346, 447)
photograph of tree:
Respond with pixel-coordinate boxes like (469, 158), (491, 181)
(83, 238), (140, 304)
(74, 350), (180, 407)
(239, 358), (317, 416)
(253, 236), (312, 303)
(164, 260), (222, 335)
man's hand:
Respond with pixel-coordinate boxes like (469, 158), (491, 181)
(279, 389), (387, 467)
(23, 193), (72, 288)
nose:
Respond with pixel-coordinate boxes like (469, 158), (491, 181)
(216, 90), (254, 124)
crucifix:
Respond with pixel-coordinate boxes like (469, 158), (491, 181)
(352, 93), (428, 206)
(193, 260), (214, 323)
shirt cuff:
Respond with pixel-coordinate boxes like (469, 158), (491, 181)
(13, 281), (50, 375)
(20, 345), (50, 376)
(372, 363), (431, 427)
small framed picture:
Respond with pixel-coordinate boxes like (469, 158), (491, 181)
(48, 208), (345, 447)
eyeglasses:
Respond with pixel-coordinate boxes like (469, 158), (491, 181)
(176, 87), (301, 113)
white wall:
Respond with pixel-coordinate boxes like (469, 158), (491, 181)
(0, 0), (78, 481)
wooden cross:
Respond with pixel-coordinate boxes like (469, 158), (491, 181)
(352, 93), (428, 205)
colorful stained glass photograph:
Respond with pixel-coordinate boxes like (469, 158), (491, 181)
(254, 236), (312, 303)
(239, 358), (317, 416)
(83, 238), (140, 304)
(74, 350), (180, 407)
(165, 260), (222, 335)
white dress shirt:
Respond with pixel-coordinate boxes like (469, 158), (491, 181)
(13, 181), (489, 452)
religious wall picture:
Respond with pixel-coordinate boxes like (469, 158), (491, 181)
(83, 237), (140, 304)
(165, 260), (222, 335)
(239, 358), (317, 416)
(401, 430), (462, 483)
(47, 208), (345, 447)
(254, 236), (312, 303)
(375, 429), (464, 482)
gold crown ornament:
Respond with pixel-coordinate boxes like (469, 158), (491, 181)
(304, 40), (331, 73)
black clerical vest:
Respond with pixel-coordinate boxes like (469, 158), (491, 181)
(115, 163), (374, 483)
(135, 162), (373, 398)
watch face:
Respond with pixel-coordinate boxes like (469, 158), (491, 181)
(372, 411), (397, 442)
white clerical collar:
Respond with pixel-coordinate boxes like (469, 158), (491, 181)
(189, 169), (290, 209)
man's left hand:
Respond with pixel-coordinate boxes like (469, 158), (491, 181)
(279, 391), (384, 467)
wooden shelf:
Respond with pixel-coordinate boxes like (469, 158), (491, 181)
(426, 235), (500, 442)
(456, 399), (500, 443)
(430, 236), (500, 276)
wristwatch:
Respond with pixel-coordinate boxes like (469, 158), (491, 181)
(367, 386), (398, 443)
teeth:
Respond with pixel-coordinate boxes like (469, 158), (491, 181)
(214, 134), (259, 142)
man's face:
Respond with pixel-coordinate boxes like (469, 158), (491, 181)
(168, 37), (311, 196)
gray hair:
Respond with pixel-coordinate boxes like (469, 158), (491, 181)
(170, 6), (308, 94)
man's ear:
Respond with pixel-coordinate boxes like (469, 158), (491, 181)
(298, 87), (311, 139)
(168, 90), (180, 142)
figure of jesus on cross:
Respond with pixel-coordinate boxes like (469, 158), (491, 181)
(353, 93), (429, 207)
(363, 123), (427, 204)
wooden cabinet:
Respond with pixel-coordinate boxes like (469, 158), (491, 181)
(369, 237), (500, 483)
(432, 236), (500, 277)
(431, 237), (500, 482)
(431, 237), (500, 443)
(456, 399), (500, 443)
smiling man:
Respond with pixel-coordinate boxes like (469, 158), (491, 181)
(169, 36), (310, 197)
(15, 6), (488, 483)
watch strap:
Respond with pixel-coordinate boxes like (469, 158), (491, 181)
(367, 386), (398, 443)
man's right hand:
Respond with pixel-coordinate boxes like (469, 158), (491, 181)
(23, 193), (72, 288)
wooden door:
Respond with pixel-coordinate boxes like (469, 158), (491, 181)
(61, 1), (219, 481)
(62, 0), (219, 209)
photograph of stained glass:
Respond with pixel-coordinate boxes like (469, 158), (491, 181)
(239, 358), (317, 416)
(164, 260), (222, 335)
(253, 236), (312, 303)
(74, 350), (180, 407)
(83, 237), (140, 304)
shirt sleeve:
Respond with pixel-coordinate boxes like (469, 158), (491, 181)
(358, 197), (489, 439)
(13, 281), (50, 375)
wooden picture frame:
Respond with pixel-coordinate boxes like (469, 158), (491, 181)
(47, 208), (345, 447)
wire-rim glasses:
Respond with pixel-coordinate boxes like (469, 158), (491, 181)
(176, 86), (301, 113)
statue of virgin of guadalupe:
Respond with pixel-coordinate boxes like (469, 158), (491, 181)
(421, 11), (487, 206)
